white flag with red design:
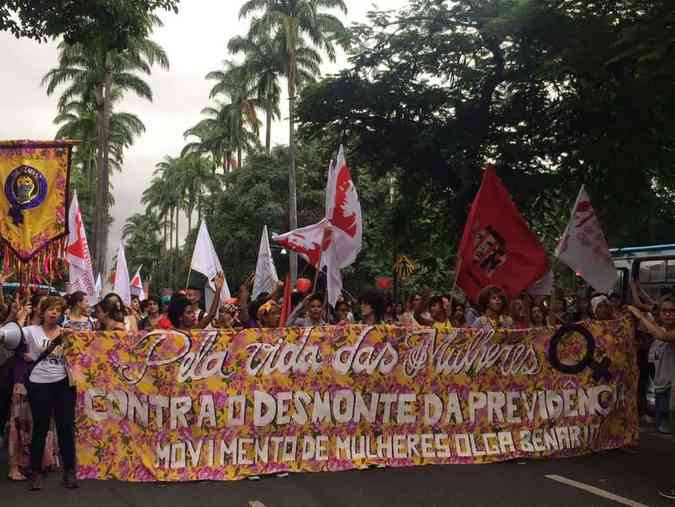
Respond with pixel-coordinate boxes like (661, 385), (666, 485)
(272, 219), (329, 267)
(556, 186), (617, 293)
(272, 146), (362, 307)
(322, 145), (362, 307)
(66, 192), (95, 299)
(130, 267), (146, 301)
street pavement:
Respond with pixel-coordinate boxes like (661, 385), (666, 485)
(1, 427), (673, 507)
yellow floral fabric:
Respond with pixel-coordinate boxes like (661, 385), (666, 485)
(64, 319), (638, 482)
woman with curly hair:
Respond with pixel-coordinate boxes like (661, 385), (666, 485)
(530, 302), (548, 327)
(472, 286), (513, 331)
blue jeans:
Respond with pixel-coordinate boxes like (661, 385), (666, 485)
(655, 389), (671, 430)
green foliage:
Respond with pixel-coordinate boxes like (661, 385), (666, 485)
(298, 0), (675, 258)
(1, 0), (179, 49)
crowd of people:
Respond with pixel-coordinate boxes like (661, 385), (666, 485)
(1, 274), (675, 496)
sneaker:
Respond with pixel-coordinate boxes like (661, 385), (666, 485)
(640, 414), (655, 425)
(28, 471), (42, 492)
(247, 475), (261, 481)
(276, 472), (289, 478)
(657, 424), (672, 435)
(62, 469), (79, 489)
(658, 488), (675, 500)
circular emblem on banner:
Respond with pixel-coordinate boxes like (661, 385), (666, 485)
(4, 165), (48, 224)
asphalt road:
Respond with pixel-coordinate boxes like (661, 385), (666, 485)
(2, 428), (673, 507)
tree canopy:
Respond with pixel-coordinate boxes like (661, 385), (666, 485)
(298, 0), (675, 250)
(1, 0), (179, 49)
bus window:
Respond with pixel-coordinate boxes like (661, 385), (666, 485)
(639, 260), (667, 284)
(613, 268), (628, 299)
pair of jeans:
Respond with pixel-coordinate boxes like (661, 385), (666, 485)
(27, 378), (76, 471)
(656, 389), (671, 431)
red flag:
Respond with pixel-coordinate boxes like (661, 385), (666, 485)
(456, 165), (548, 302)
(279, 273), (292, 327)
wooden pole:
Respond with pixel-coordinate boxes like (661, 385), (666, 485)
(448, 256), (463, 311)
(312, 226), (329, 295)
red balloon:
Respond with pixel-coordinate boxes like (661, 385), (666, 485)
(297, 277), (312, 294)
(376, 276), (393, 290)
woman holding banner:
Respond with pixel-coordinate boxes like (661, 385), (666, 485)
(23, 296), (77, 490)
(359, 290), (386, 325)
(63, 291), (95, 331)
(6, 298), (61, 482)
(167, 273), (225, 330)
(472, 286), (513, 331)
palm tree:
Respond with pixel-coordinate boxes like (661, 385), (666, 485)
(182, 113), (234, 173)
(239, 0), (347, 282)
(177, 154), (219, 232)
(205, 61), (261, 168)
(53, 97), (145, 233)
(227, 30), (321, 152)
(122, 211), (163, 285)
(43, 17), (169, 275)
(143, 156), (184, 284)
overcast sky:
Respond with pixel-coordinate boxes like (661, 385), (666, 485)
(0, 1), (408, 268)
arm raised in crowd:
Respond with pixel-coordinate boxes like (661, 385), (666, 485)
(627, 306), (675, 343)
(197, 273), (225, 329)
(630, 280), (654, 312)
(237, 273), (254, 324)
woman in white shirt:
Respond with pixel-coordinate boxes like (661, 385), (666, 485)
(24, 296), (78, 491)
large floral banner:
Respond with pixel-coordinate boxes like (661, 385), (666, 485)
(65, 320), (638, 482)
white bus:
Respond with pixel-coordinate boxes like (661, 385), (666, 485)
(610, 244), (675, 302)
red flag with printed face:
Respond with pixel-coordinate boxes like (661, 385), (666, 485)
(456, 165), (549, 302)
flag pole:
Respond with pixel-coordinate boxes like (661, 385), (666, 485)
(313, 226), (329, 295)
(448, 256), (463, 312)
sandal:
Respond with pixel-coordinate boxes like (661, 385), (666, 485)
(9, 469), (27, 481)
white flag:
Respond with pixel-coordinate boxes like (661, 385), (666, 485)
(190, 222), (231, 302)
(130, 267), (146, 301)
(252, 225), (279, 300)
(322, 145), (362, 307)
(66, 192), (95, 299)
(527, 270), (554, 296)
(95, 273), (102, 301)
(556, 186), (617, 293)
(113, 242), (132, 306)
(272, 219), (328, 267)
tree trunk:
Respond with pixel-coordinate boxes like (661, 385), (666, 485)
(86, 152), (96, 222)
(174, 205), (180, 286)
(94, 54), (113, 277)
(163, 215), (168, 253)
(287, 31), (299, 285)
(187, 197), (193, 234)
(266, 104), (272, 153)
(237, 148), (242, 169)
(168, 207), (174, 282)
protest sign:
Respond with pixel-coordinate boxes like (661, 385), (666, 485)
(65, 320), (638, 481)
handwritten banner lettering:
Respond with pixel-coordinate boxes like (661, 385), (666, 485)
(65, 320), (638, 481)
